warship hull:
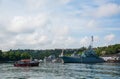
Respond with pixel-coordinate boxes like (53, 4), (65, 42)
(60, 56), (105, 63)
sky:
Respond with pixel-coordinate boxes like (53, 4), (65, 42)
(0, 0), (120, 51)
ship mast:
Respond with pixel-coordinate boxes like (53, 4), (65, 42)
(91, 36), (94, 48)
(60, 49), (64, 57)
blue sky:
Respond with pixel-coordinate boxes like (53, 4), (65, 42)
(0, 0), (120, 50)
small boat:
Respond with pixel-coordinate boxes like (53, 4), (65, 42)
(14, 59), (39, 67)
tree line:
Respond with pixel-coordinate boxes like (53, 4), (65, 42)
(0, 44), (120, 62)
(95, 44), (120, 56)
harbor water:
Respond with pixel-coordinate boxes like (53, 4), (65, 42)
(0, 63), (120, 79)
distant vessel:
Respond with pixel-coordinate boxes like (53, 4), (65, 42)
(14, 59), (39, 67)
(59, 36), (105, 63)
(43, 54), (56, 63)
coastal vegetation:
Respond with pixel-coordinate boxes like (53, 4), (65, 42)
(95, 44), (120, 56)
(0, 44), (120, 62)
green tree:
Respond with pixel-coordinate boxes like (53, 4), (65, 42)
(15, 51), (21, 60)
(0, 50), (3, 61)
(0, 50), (2, 57)
(9, 51), (16, 61)
(21, 52), (31, 59)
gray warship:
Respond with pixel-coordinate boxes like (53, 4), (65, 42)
(59, 36), (105, 63)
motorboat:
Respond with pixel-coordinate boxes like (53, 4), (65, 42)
(14, 59), (39, 67)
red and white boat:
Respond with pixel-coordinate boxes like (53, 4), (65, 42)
(14, 59), (39, 67)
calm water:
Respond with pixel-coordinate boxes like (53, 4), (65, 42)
(0, 63), (120, 79)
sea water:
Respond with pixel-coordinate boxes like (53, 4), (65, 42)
(0, 63), (120, 79)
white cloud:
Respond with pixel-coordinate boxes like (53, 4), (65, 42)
(94, 3), (120, 17)
(94, 36), (100, 42)
(86, 20), (97, 28)
(26, 0), (48, 10)
(104, 34), (115, 42)
(7, 14), (48, 33)
(15, 31), (50, 45)
(0, 35), (18, 50)
(59, 0), (71, 4)
(15, 33), (37, 45)
(26, 0), (72, 11)
(81, 3), (120, 18)
(38, 35), (48, 44)
(52, 26), (69, 36)
(51, 36), (77, 49)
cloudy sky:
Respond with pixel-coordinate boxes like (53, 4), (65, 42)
(0, 0), (120, 50)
